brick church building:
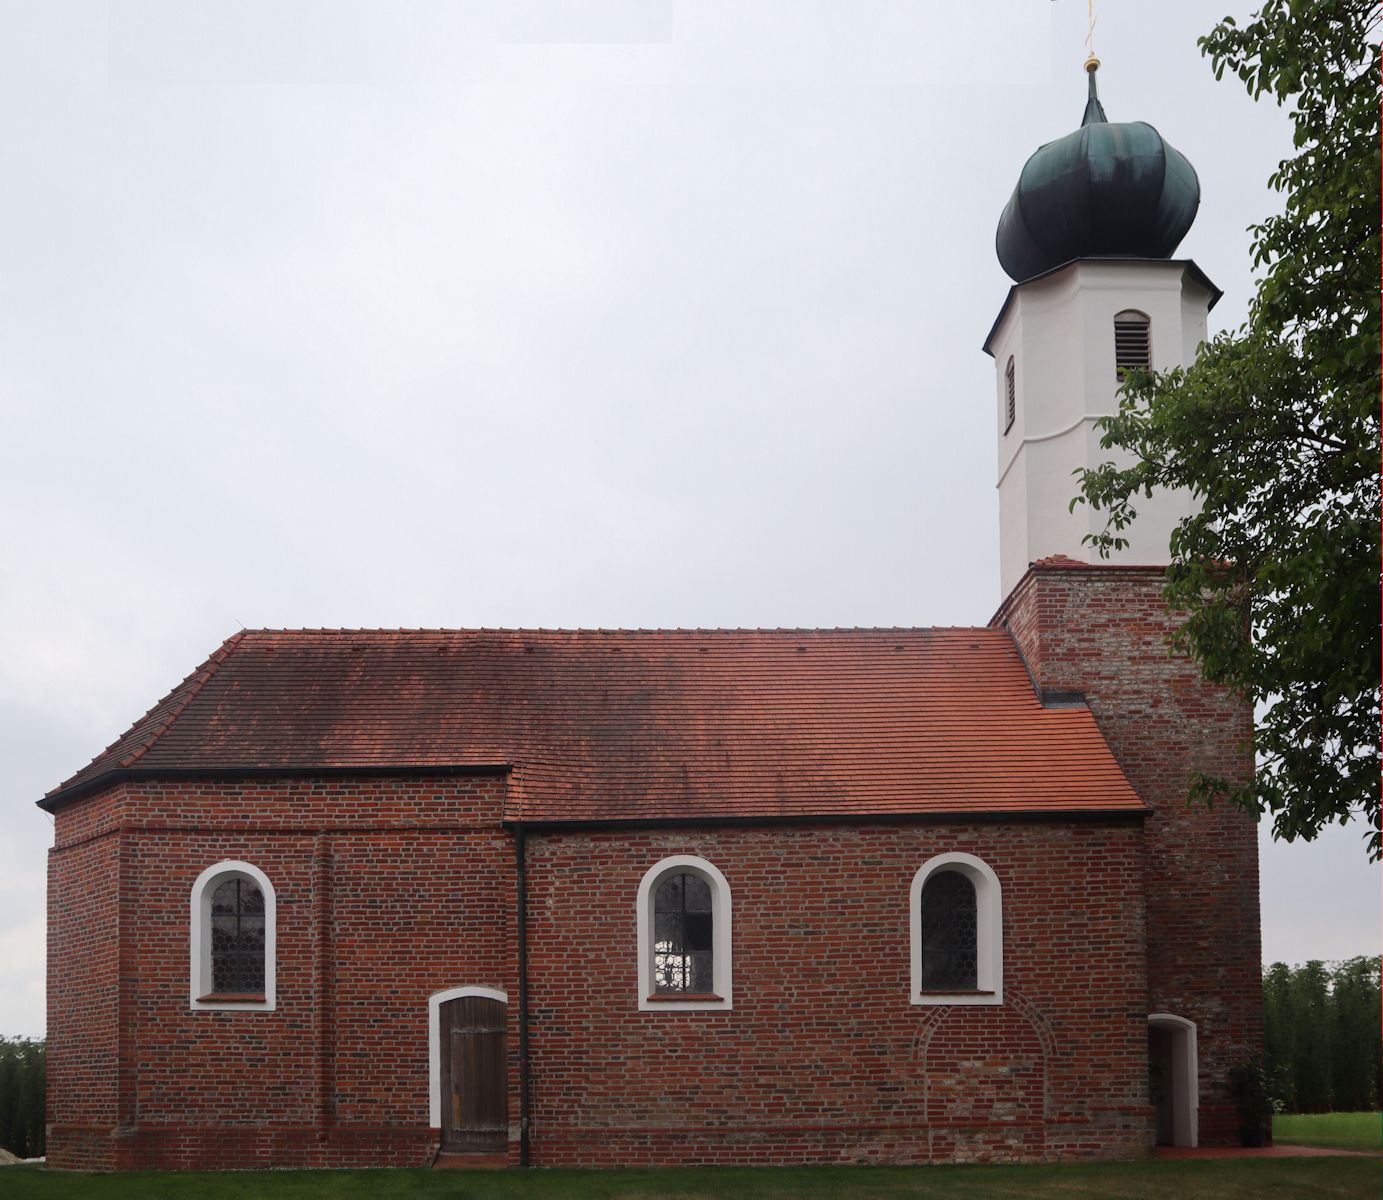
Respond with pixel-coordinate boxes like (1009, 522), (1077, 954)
(43, 63), (1262, 1171)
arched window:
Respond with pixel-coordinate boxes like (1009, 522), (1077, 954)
(918, 870), (977, 989)
(1004, 356), (1016, 433)
(210, 876), (266, 993)
(1114, 310), (1151, 380)
(909, 852), (1002, 1006)
(654, 872), (714, 993)
(636, 855), (732, 1011)
(190, 861), (277, 1011)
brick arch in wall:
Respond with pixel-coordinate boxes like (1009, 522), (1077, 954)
(910, 989), (1055, 1141)
(1003, 989), (1058, 1119)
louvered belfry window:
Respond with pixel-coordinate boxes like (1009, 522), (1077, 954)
(1004, 356), (1016, 433)
(1114, 310), (1151, 380)
(653, 872), (714, 993)
(210, 877), (267, 994)
(918, 870), (978, 989)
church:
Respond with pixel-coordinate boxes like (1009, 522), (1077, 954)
(42, 61), (1262, 1171)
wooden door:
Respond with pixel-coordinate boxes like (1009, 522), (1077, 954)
(440, 995), (508, 1152)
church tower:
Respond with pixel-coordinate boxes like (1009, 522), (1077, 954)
(984, 59), (1218, 596)
(988, 60), (1265, 1148)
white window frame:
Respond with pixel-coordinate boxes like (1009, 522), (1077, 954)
(428, 985), (508, 1129)
(909, 852), (1003, 1006)
(189, 860), (277, 1012)
(636, 855), (732, 1012)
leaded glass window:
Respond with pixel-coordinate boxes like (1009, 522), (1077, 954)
(210, 877), (266, 994)
(653, 872), (714, 993)
(918, 870), (978, 990)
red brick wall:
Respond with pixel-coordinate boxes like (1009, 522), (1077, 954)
(47, 775), (514, 1171)
(523, 821), (1151, 1165)
(993, 563), (1264, 1144)
(48, 767), (1172, 1168)
(47, 808), (121, 1171)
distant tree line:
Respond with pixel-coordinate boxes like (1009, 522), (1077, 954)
(0, 1037), (44, 1159)
(1264, 958), (1381, 1113)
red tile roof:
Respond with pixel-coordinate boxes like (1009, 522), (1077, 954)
(1028, 555), (1168, 571)
(1029, 554), (1091, 568)
(46, 628), (1145, 821)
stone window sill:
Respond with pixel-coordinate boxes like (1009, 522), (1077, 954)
(196, 992), (267, 1004)
(646, 992), (724, 1003)
(919, 989), (995, 996)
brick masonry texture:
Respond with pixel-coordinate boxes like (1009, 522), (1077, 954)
(48, 776), (515, 1171)
(49, 779), (1152, 1169)
(523, 822), (1150, 1166)
(994, 562), (1264, 1145)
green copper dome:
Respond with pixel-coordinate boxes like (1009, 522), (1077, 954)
(995, 66), (1201, 283)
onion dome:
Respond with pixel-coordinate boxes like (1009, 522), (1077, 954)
(995, 60), (1200, 283)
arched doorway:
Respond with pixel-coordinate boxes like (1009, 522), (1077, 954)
(1148, 1013), (1198, 1147)
(429, 987), (508, 1153)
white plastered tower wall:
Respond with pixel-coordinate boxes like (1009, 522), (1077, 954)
(986, 258), (1216, 598)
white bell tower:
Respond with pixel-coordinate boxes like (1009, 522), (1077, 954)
(986, 59), (1218, 599)
(984, 258), (1218, 598)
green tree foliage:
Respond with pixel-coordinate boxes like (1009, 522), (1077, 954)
(0, 1037), (45, 1158)
(1329, 957), (1383, 1110)
(1263, 958), (1382, 1112)
(1075, 1), (1382, 858)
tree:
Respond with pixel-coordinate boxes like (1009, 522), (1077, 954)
(1291, 960), (1336, 1112)
(1076, 0), (1382, 858)
(1262, 958), (1381, 1113)
(1262, 961), (1298, 1108)
(1329, 956), (1382, 1110)
(0, 1037), (45, 1159)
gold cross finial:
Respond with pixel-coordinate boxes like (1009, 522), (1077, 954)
(1084, 0), (1100, 72)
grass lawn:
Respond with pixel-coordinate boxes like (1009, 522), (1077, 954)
(2, 1159), (1380, 1200)
(1275, 1112), (1382, 1152)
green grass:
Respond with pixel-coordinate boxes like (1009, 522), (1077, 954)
(1275, 1111), (1383, 1152)
(1, 1160), (1379, 1200)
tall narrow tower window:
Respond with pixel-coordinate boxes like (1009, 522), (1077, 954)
(1114, 311), (1151, 380)
(1004, 356), (1016, 434)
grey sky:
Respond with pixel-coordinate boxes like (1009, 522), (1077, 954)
(1, 2), (1375, 1036)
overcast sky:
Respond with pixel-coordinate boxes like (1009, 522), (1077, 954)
(1, 2), (1376, 1036)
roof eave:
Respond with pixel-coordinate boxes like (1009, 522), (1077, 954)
(38, 762), (515, 813)
(503, 805), (1149, 832)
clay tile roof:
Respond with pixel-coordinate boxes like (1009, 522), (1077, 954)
(1028, 555), (1169, 572)
(45, 628), (1145, 822)
(1030, 554), (1090, 568)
